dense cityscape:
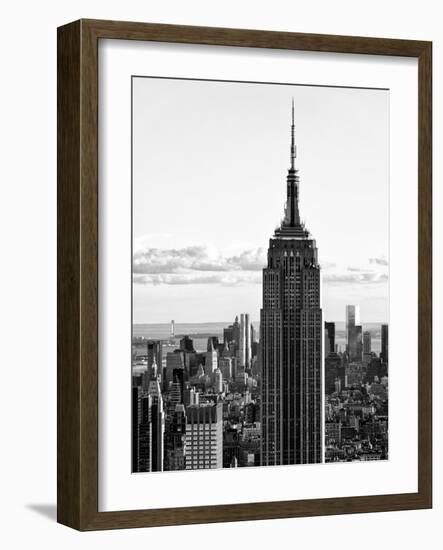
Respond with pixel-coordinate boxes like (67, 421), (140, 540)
(324, 310), (388, 462)
(132, 312), (388, 472)
(132, 102), (388, 473)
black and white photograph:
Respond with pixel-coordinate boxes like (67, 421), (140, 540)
(131, 76), (389, 472)
(1, 0), (436, 543)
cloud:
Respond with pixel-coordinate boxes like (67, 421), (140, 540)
(133, 244), (265, 286)
(323, 272), (388, 285)
(369, 257), (389, 266)
(134, 272), (262, 287)
(133, 240), (388, 288)
(323, 256), (388, 286)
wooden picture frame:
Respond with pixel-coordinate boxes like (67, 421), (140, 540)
(57, 19), (432, 530)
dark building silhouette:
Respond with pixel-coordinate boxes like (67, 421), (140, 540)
(363, 330), (371, 354)
(137, 391), (153, 472)
(147, 339), (162, 381)
(165, 350), (185, 391)
(346, 306), (362, 361)
(324, 321), (335, 356)
(325, 352), (342, 395)
(207, 336), (219, 352)
(147, 340), (162, 367)
(381, 324), (389, 364)
(164, 403), (187, 471)
(139, 373), (164, 472)
(223, 316), (240, 348)
(180, 335), (195, 353)
(355, 324), (363, 362)
(132, 385), (141, 471)
(223, 427), (240, 468)
(260, 102), (322, 466)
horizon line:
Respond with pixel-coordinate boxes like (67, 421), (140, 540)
(133, 320), (389, 326)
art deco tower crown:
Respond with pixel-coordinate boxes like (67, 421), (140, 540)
(274, 100), (310, 239)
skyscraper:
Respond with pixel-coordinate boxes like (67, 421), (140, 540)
(136, 390), (153, 472)
(363, 330), (372, 354)
(164, 403), (187, 471)
(260, 102), (322, 466)
(205, 339), (218, 376)
(324, 321), (335, 356)
(213, 367), (223, 393)
(146, 340), (163, 371)
(381, 324), (389, 364)
(185, 402), (223, 469)
(180, 335), (195, 353)
(133, 367), (165, 473)
(165, 350), (184, 390)
(346, 305), (361, 361)
(239, 313), (252, 369)
(355, 324), (363, 362)
(146, 374), (165, 471)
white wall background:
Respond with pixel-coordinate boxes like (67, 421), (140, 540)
(0, 0), (440, 547)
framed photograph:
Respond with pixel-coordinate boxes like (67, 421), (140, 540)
(57, 19), (432, 530)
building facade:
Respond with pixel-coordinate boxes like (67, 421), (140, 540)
(185, 402), (223, 470)
(346, 305), (363, 361)
(240, 313), (252, 369)
(363, 330), (372, 354)
(260, 102), (323, 466)
(146, 375), (165, 471)
(164, 403), (187, 471)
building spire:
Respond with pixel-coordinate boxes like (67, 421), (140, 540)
(282, 100), (301, 228)
(290, 98), (296, 170)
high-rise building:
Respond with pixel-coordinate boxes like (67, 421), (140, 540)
(136, 390), (152, 472)
(132, 385), (142, 471)
(346, 305), (361, 361)
(146, 340), (162, 380)
(223, 325), (234, 345)
(213, 367), (223, 393)
(239, 313), (252, 368)
(324, 321), (335, 356)
(165, 351), (184, 390)
(324, 352), (342, 395)
(363, 331), (372, 354)
(185, 402), (223, 470)
(204, 339), (218, 376)
(180, 335), (195, 353)
(381, 324), (389, 364)
(355, 324), (363, 362)
(223, 315), (241, 348)
(146, 374), (165, 471)
(219, 356), (232, 380)
(232, 315), (240, 348)
(164, 403), (187, 471)
(133, 367), (165, 473)
(260, 102), (322, 466)
(142, 356), (158, 392)
(207, 336), (219, 351)
(183, 385), (199, 406)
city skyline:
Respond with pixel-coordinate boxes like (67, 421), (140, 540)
(132, 76), (389, 324)
(132, 93), (389, 473)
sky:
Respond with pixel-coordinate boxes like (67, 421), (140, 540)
(132, 76), (389, 324)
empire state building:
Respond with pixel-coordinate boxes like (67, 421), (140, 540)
(260, 102), (322, 466)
